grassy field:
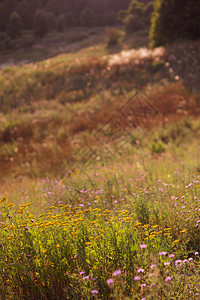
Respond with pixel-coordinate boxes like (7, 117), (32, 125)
(0, 28), (200, 299)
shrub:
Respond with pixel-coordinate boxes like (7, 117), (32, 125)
(124, 15), (145, 33)
(150, 0), (200, 47)
(149, 140), (165, 154)
(105, 27), (124, 47)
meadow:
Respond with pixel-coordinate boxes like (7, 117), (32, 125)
(0, 28), (200, 299)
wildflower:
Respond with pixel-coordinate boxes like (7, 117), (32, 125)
(140, 283), (146, 288)
(80, 271), (85, 275)
(137, 268), (144, 273)
(175, 259), (182, 265)
(169, 254), (175, 258)
(164, 262), (170, 266)
(113, 270), (121, 276)
(165, 276), (171, 282)
(107, 278), (114, 285)
(159, 251), (167, 256)
(83, 276), (89, 280)
(91, 290), (98, 294)
(149, 273), (154, 277)
(195, 252), (199, 256)
(140, 244), (147, 249)
(134, 276), (141, 281)
(188, 258), (193, 262)
(150, 264), (156, 268)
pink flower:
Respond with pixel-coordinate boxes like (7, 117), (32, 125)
(140, 244), (147, 249)
(113, 269), (121, 277)
(195, 252), (199, 256)
(134, 275), (141, 281)
(91, 290), (98, 294)
(137, 268), (144, 273)
(169, 254), (175, 258)
(107, 278), (114, 285)
(150, 264), (156, 269)
(80, 271), (85, 275)
(165, 276), (171, 282)
(164, 262), (170, 266)
(159, 251), (167, 256)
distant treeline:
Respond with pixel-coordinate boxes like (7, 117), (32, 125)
(0, 0), (133, 35)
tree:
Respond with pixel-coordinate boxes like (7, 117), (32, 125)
(56, 14), (65, 32)
(80, 7), (97, 27)
(7, 11), (23, 38)
(46, 12), (56, 32)
(150, 0), (200, 47)
(33, 10), (48, 37)
(124, 14), (145, 33)
(65, 12), (75, 27)
(128, 0), (145, 18)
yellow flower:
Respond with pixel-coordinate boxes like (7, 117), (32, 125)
(180, 230), (187, 233)
(7, 235), (14, 240)
(85, 242), (92, 246)
(0, 196), (7, 203)
(41, 249), (47, 254)
(172, 239), (179, 246)
(164, 228), (171, 231)
(135, 223), (141, 226)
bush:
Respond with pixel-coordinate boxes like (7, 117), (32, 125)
(105, 27), (124, 47)
(150, 0), (200, 47)
(124, 15), (145, 33)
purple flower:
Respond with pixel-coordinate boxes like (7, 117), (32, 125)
(25, 226), (29, 231)
(150, 264), (156, 268)
(113, 269), (121, 277)
(175, 259), (182, 265)
(149, 273), (154, 277)
(137, 268), (144, 273)
(140, 244), (147, 249)
(165, 276), (171, 282)
(195, 252), (199, 256)
(188, 258), (193, 262)
(169, 254), (175, 258)
(159, 251), (167, 256)
(83, 276), (89, 280)
(8, 214), (12, 219)
(164, 262), (170, 266)
(140, 283), (146, 288)
(107, 278), (114, 285)
(80, 271), (85, 275)
(134, 275), (141, 281)
(91, 290), (98, 294)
